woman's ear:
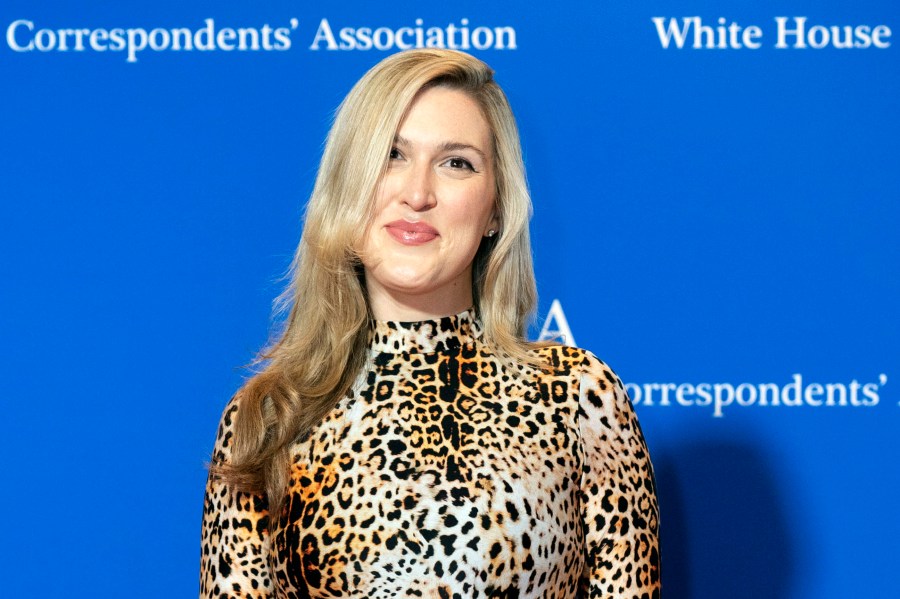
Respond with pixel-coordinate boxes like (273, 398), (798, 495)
(484, 210), (500, 238)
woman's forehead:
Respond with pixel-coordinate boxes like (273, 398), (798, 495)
(393, 87), (492, 153)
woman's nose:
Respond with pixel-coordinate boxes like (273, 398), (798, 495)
(400, 162), (437, 211)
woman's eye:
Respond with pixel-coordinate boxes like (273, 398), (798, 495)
(389, 147), (402, 160)
(446, 157), (475, 171)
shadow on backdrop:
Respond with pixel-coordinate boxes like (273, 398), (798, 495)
(654, 439), (795, 598)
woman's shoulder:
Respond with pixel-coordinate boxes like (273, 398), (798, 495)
(527, 343), (634, 418)
(528, 342), (622, 383)
(209, 392), (244, 462)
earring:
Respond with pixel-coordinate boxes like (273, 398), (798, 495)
(486, 229), (497, 237)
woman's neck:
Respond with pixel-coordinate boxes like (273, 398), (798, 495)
(366, 281), (474, 322)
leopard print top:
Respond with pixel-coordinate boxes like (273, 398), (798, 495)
(200, 309), (660, 598)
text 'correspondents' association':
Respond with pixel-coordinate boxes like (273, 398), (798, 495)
(5, 17), (517, 63)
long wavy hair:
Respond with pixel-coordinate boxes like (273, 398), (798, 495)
(215, 49), (539, 516)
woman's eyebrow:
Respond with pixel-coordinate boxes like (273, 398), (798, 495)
(438, 141), (486, 160)
(394, 135), (487, 160)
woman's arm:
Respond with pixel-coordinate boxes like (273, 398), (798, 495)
(200, 397), (274, 598)
(577, 353), (660, 598)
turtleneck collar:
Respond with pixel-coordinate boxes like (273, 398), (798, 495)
(368, 308), (483, 355)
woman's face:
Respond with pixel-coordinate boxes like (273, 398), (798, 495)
(360, 85), (498, 321)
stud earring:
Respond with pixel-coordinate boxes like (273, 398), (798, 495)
(486, 229), (497, 237)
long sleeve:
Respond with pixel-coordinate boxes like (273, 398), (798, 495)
(577, 353), (660, 598)
(200, 397), (274, 598)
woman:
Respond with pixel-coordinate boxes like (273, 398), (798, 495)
(200, 49), (659, 598)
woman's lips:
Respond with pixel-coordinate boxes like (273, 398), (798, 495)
(385, 220), (439, 245)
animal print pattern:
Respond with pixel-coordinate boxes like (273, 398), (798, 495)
(201, 310), (660, 598)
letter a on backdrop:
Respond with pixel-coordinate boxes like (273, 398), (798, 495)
(538, 299), (576, 346)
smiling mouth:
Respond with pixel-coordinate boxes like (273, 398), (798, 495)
(385, 220), (439, 245)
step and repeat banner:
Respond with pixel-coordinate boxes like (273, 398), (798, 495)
(2, 1), (897, 597)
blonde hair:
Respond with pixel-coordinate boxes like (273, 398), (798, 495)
(216, 49), (538, 514)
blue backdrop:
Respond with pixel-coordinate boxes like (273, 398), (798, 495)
(2, 1), (897, 597)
